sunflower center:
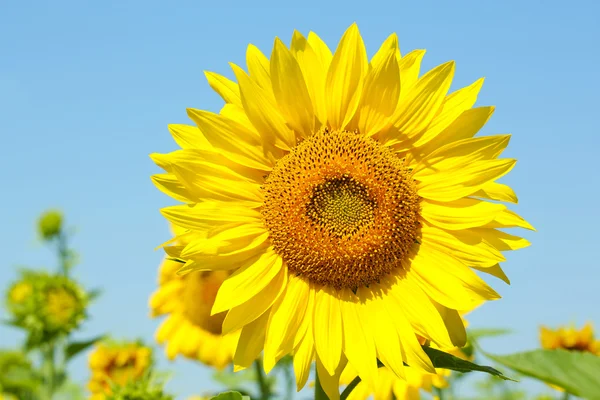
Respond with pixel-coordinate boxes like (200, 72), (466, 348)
(306, 176), (376, 237)
(262, 129), (421, 290)
(182, 271), (228, 335)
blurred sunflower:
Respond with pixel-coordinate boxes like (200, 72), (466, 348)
(149, 225), (238, 369)
(5, 270), (87, 338)
(151, 23), (532, 398)
(540, 323), (599, 355)
(88, 340), (153, 400)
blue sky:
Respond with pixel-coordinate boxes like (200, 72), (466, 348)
(1, 0), (599, 398)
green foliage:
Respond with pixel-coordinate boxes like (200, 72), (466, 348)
(210, 392), (250, 400)
(64, 335), (106, 361)
(105, 373), (173, 400)
(0, 350), (39, 398)
(422, 346), (516, 381)
(484, 349), (600, 399)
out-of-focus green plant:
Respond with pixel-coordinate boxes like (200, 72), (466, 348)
(2, 210), (104, 400)
(105, 372), (174, 400)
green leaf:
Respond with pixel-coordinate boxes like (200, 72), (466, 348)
(467, 328), (512, 341)
(422, 346), (516, 381)
(65, 335), (105, 360)
(210, 391), (249, 400)
(87, 288), (103, 302)
(483, 349), (600, 399)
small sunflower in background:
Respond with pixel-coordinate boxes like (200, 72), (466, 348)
(5, 270), (87, 340)
(540, 323), (599, 355)
(149, 224), (239, 369)
(87, 340), (153, 400)
(151, 23), (532, 398)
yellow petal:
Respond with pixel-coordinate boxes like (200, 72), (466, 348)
(386, 277), (454, 349)
(419, 106), (495, 156)
(407, 244), (500, 310)
(204, 71), (242, 107)
(246, 44), (274, 97)
(472, 181), (518, 203)
(420, 198), (505, 230)
(168, 124), (212, 150)
(187, 109), (274, 171)
(212, 249), (282, 314)
(313, 287), (343, 375)
(387, 61), (455, 146)
(485, 209), (535, 231)
(414, 78), (484, 147)
(316, 354), (347, 400)
(307, 31), (333, 72)
(378, 289), (435, 374)
(231, 63), (295, 150)
(233, 311), (269, 371)
(291, 30), (328, 126)
(151, 173), (194, 203)
(414, 134), (511, 177)
(264, 276), (310, 372)
(431, 301), (467, 347)
(473, 264), (510, 284)
(271, 38), (315, 137)
(360, 286), (406, 380)
(222, 266), (287, 334)
(340, 289), (378, 389)
(417, 158), (517, 202)
(160, 202), (262, 231)
(369, 33), (400, 69)
(181, 224), (266, 259)
(293, 323), (315, 391)
(421, 223), (506, 268)
(398, 49), (426, 97)
(470, 228), (531, 251)
(358, 46), (401, 136)
(167, 151), (264, 202)
(326, 23), (368, 130)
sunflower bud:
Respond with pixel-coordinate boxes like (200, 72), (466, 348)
(37, 210), (63, 240)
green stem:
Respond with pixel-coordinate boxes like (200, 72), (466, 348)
(42, 344), (56, 400)
(57, 232), (69, 276)
(561, 392), (570, 400)
(434, 387), (445, 400)
(314, 371), (329, 400)
(340, 375), (361, 400)
(254, 359), (270, 400)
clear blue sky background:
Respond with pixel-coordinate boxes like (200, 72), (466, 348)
(1, 0), (599, 398)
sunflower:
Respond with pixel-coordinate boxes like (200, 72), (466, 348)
(88, 341), (153, 400)
(149, 225), (238, 369)
(151, 23), (532, 398)
(540, 323), (600, 355)
(5, 271), (87, 337)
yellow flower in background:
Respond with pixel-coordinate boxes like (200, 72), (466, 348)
(151, 23), (532, 398)
(540, 323), (600, 355)
(88, 341), (153, 400)
(8, 282), (32, 305)
(149, 225), (238, 369)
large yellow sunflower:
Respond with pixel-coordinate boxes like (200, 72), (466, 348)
(151, 23), (532, 399)
(149, 225), (238, 369)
